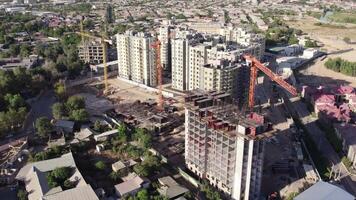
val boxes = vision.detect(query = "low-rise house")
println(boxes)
[334,123,356,168]
[112,159,137,172]
[302,85,355,122]
[15,152,98,200]
[94,129,118,142]
[74,128,94,141]
[0,55,39,71]
[55,120,75,133]
[157,176,188,199]
[114,175,150,198]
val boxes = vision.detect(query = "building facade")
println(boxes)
[170,26,262,101]
[116,31,157,87]
[78,40,106,64]
[184,92,268,200]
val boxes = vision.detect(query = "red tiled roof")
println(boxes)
[314,94,335,104]
[333,85,355,95]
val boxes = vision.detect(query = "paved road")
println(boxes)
[0,90,55,147]
[285,95,356,195]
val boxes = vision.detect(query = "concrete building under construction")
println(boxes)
[184,91,275,200]
[78,40,106,64]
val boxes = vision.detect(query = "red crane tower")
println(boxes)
[151,40,164,111]
[151,31,176,111]
[243,55,298,109]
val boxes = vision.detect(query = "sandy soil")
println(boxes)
[106,78,158,104]
[287,16,356,87]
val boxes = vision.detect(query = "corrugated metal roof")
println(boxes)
[294,181,354,200]
[43,184,99,200]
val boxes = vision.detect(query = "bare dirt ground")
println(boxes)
[287,17,356,87]
[106,78,158,104]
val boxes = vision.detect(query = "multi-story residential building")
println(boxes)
[171,29,253,103]
[171,38,189,91]
[220,26,265,60]
[184,91,271,200]
[158,25,174,71]
[78,40,106,64]
[116,31,157,87]
[200,59,249,102]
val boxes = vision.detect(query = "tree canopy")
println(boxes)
[35,117,53,138]
[325,57,356,77]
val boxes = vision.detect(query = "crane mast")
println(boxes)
[243,55,298,109]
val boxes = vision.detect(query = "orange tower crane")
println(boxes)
[151,31,176,111]
[151,40,164,111]
[243,55,298,109]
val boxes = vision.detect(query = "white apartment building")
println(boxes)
[184,92,267,200]
[220,26,265,60]
[170,26,264,96]
[116,31,157,87]
[200,60,248,98]
[171,38,189,91]
[158,26,173,71]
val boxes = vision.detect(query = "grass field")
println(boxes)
[329,11,356,24]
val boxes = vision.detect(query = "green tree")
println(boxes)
[52,103,66,120]
[63,180,75,189]
[17,189,27,200]
[51,167,71,180]
[54,82,66,101]
[93,120,102,132]
[47,167,72,188]
[304,39,318,48]
[20,44,31,58]
[133,128,152,149]
[69,108,88,122]
[288,35,299,45]
[95,161,106,170]
[9,44,20,57]
[201,180,222,200]
[116,123,128,143]
[109,170,128,182]
[136,189,149,200]
[35,117,53,138]
[4,93,26,110]
[66,95,85,111]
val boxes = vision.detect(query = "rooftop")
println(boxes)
[16,153,98,200]
[294,181,354,200]
[114,176,149,197]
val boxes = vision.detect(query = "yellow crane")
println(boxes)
[77,21,111,94]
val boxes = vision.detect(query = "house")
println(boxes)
[157,176,189,199]
[74,128,94,141]
[15,153,98,200]
[111,159,137,172]
[303,85,355,122]
[94,129,118,142]
[114,175,150,197]
[334,123,356,168]
[294,181,354,200]
[55,120,75,133]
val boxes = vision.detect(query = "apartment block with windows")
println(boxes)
[184,91,270,200]
[116,31,157,87]
[170,27,263,100]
